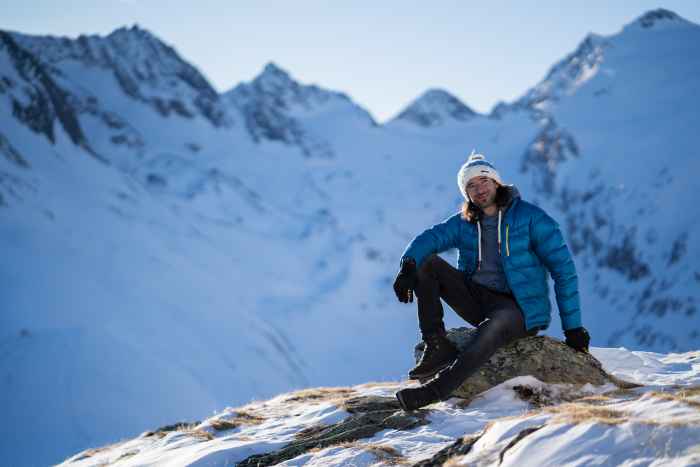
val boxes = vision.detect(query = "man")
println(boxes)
[393,152,590,411]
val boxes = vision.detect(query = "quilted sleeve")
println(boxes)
[401,213,462,268]
[530,209,582,331]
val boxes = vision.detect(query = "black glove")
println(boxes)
[393,258,418,303]
[565,327,590,353]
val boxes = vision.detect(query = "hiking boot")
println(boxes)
[396,384,442,411]
[408,333,458,380]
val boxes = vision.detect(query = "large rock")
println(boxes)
[414,327,638,402]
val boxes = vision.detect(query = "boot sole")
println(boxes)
[408,359,454,381]
[396,391,410,412]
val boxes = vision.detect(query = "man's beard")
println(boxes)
[473,193,496,210]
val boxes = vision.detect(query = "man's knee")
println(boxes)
[484,308,526,341]
[417,254,444,278]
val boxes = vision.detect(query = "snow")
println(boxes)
[1,7,699,465]
[57,347,700,466]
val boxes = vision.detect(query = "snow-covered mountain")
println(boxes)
[511,8,700,351]
[1,8,699,466]
[57,346,700,466]
[224,62,376,158]
[388,88,479,127]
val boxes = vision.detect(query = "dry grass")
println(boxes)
[210,410,266,431]
[115,450,138,461]
[307,441,407,465]
[143,421,198,437]
[209,419,240,431]
[601,387,640,398]
[574,394,615,404]
[354,381,403,390]
[294,423,331,440]
[283,387,356,403]
[365,444,407,465]
[679,386,700,397]
[307,440,359,453]
[144,422,214,441]
[647,388,700,409]
[454,398,474,409]
[188,429,215,441]
[70,444,118,461]
[443,456,469,467]
[545,403,629,425]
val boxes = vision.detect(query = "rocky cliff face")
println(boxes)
[10,25,228,127]
[224,62,376,157]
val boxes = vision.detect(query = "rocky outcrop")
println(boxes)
[414,327,639,402]
[237,395,426,467]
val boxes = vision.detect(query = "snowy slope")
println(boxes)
[57,347,700,466]
[1,8,699,466]
[507,9,700,351]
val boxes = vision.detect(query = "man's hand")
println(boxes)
[393,258,418,303]
[564,327,590,352]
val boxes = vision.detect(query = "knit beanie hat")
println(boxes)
[457,151,503,200]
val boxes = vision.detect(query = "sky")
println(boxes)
[3,1,700,122]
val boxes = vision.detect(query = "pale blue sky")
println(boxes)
[4,1,700,122]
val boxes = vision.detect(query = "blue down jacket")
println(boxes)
[401,186,581,332]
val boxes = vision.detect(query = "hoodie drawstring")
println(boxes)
[497,209,502,255]
[476,220,482,271]
[477,209,504,271]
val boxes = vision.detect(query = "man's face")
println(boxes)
[466,176,498,209]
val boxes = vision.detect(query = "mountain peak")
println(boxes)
[252,62,298,93]
[260,61,290,77]
[391,88,478,127]
[3,26,226,129]
[104,24,168,50]
[636,9,682,28]
[623,8,695,33]
[107,23,155,39]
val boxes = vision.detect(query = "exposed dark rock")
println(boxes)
[185,142,201,153]
[521,119,579,194]
[0,133,29,168]
[142,420,201,437]
[411,434,481,466]
[499,425,545,464]
[514,34,606,112]
[638,9,680,28]
[668,233,687,266]
[237,395,426,467]
[224,63,375,158]
[632,325,679,350]
[146,173,167,187]
[414,328,639,403]
[599,228,649,281]
[0,75,15,92]
[1,32,108,163]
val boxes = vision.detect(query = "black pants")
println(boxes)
[414,254,536,398]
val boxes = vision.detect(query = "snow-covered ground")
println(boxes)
[59,346,700,466]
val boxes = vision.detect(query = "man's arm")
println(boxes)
[400,213,461,268]
[529,209,582,331]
